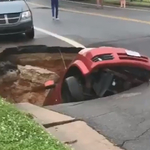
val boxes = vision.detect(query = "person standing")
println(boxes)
[51,0,59,20]
[120,0,126,8]
[96,0,103,8]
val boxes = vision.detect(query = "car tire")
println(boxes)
[61,76,84,103]
[25,27,34,39]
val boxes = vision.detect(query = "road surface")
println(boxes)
[29,0,150,55]
[2,1,150,150]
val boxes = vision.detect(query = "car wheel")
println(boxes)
[61,76,84,103]
[25,27,34,39]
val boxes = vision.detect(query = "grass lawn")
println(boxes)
[104,0,150,7]
[0,97,70,150]
[73,0,150,7]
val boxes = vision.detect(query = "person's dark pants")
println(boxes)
[51,0,59,18]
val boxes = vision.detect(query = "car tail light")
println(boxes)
[118,53,149,63]
[91,54,114,62]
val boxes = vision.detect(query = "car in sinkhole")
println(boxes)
[43,47,150,105]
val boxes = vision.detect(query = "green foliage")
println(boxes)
[0,98,70,150]
[72,0,150,4]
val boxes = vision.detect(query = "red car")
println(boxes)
[44,47,150,106]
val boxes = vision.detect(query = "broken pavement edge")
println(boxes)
[15,102,123,150]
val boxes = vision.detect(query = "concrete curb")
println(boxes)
[15,103,75,125]
[15,103,123,150]
[47,121,123,150]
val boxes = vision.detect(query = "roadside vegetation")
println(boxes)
[73,0,150,7]
[0,97,70,150]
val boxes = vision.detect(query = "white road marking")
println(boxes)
[28,0,150,13]
[30,1,148,48]
[29,2,85,48]
[34,27,85,48]
[29,1,150,26]
[119,93,141,98]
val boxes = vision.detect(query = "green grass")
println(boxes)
[74,0,150,7]
[104,0,150,7]
[0,97,70,150]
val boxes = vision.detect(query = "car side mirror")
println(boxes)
[44,80,56,89]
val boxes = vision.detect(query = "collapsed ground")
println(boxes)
[0,51,76,106]
[0,47,150,106]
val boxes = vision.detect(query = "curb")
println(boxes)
[16,103,123,150]
[15,103,75,125]
[47,121,123,150]
[61,0,150,9]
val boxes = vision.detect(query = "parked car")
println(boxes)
[0,0,34,39]
[44,47,150,106]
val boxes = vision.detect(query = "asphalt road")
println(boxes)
[23,1,150,150]
[3,1,150,54]
[48,84,150,150]
[0,3,72,49]
[2,1,150,150]
[28,0,150,55]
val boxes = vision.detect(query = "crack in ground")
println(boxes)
[137,117,146,127]
[43,118,83,128]
[85,110,114,119]
[70,102,85,106]
[119,127,150,148]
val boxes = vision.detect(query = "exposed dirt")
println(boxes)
[5,53,75,75]
[0,53,76,106]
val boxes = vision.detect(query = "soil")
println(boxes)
[0,53,76,106]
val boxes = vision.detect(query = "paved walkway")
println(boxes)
[16,103,123,150]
